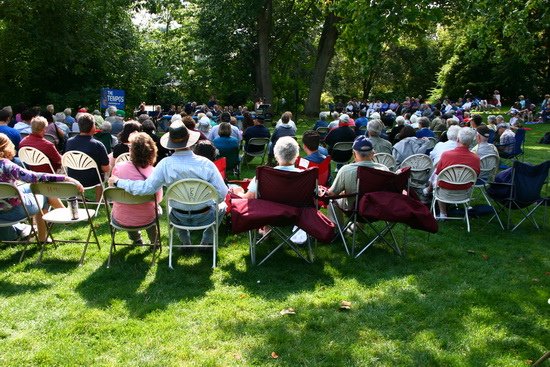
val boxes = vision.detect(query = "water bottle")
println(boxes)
[68,197,79,220]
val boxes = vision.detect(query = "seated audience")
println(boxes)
[213,122,239,154]
[325,114,356,165]
[302,130,327,164]
[0,109,21,150]
[366,119,392,154]
[392,125,432,165]
[415,117,435,138]
[19,116,62,173]
[472,125,498,158]
[0,133,82,242]
[496,123,515,154]
[111,120,142,164]
[269,112,296,164]
[430,125,460,165]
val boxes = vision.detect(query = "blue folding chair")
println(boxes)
[487,160,550,231]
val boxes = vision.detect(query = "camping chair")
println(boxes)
[103,187,161,268]
[247,167,318,265]
[114,152,131,165]
[243,137,270,166]
[329,166,413,257]
[165,179,221,269]
[316,127,329,142]
[0,183,40,262]
[430,165,477,232]
[214,157,227,180]
[473,154,504,229]
[488,160,550,231]
[217,146,241,178]
[331,141,354,168]
[18,146,57,174]
[497,128,525,162]
[30,182,100,265]
[62,151,105,215]
[373,153,397,171]
[295,156,332,186]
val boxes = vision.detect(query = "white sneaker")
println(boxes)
[290,227,307,244]
[16,224,32,240]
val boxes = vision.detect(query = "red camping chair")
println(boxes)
[329,166,435,257]
[230,166,334,265]
[214,157,227,180]
[295,156,332,187]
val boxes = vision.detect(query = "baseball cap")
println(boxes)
[476,125,491,138]
[352,135,373,152]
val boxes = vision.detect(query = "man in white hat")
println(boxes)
[109,120,228,246]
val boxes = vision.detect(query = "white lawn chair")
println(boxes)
[18,146,57,174]
[62,151,105,215]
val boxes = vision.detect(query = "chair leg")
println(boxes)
[212,225,217,268]
[464,203,471,233]
[168,227,174,269]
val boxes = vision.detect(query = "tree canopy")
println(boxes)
[0,0,547,112]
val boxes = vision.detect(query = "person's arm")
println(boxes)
[110,160,165,195]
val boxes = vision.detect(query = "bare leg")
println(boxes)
[95,185,103,202]
[48,197,64,209]
[438,202,447,217]
[35,211,48,242]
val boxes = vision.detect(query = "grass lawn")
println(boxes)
[1,121,549,366]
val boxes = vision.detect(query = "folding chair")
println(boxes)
[295,156,332,186]
[488,160,550,231]
[30,182,100,265]
[248,167,318,265]
[217,146,241,178]
[329,166,412,257]
[114,152,131,165]
[103,187,161,268]
[316,127,329,142]
[214,157,227,180]
[18,146,57,174]
[497,128,525,162]
[44,134,57,145]
[473,154,504,229]
[331,141,354,168]
[165,179,220,269]
[430,165,477,232]
[0,183,40,262]
[243,137,270,166]
[400,153,433,191]
[372,153,397,171]
[62,151,105,215]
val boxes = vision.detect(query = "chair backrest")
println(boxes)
[30,182,81,199]
[357,166,411,195]
[256,166,318,207]
[165,179,219,207]
[94,132,113,154]
[44,134,57,144]
[217,146,240,171]
[62,151,99,171]
[331,142,354,164]
[18,146,56,173]
[316,127,329,135]
[437,165,477,187]
[295,156,331,186]
[372,153,397,171]
[511,128,526,154]
[114,152,131,165]
[478,154,499,182]
[247,137,270,147]
[400,153,433,187]
[214,157,227,180]
[511,160,550,203]
[0,182,22,200]
[104,187,156,205]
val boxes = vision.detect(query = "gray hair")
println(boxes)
[447,125,461,141]
[331,111,339,120]
[101,121,112,133]
[458,127,476,146]
[367,119,384,135]
[63,108,72,116]
[107,106,117,116]
[487,115,496,123]
[395,116,405,125]
[319,111,328,121]
[274,136,299,165]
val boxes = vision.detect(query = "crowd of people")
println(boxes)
[0,90,546,246]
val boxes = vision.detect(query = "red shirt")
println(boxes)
[19,133,62,173]
[435,145,480,190]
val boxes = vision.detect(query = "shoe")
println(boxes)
[422,187,430,196]
[16,224,32,240]
[436,214,447,222]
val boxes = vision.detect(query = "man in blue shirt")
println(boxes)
[415,117,435,138]
[354,110,369,136]
[302,130,327,163]
[0,109,21,150]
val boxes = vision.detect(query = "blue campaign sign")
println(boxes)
[100,88,126,110]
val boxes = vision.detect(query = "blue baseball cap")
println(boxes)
[352,135,373,152]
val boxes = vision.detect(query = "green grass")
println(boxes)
[1,121,549,366]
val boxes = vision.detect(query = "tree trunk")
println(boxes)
[256,0,273,104]
[304,11,340,117]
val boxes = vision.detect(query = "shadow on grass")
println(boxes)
[0,279,50,297]
[76,246,215,318]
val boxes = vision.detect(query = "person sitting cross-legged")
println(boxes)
[109,120,228,247]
